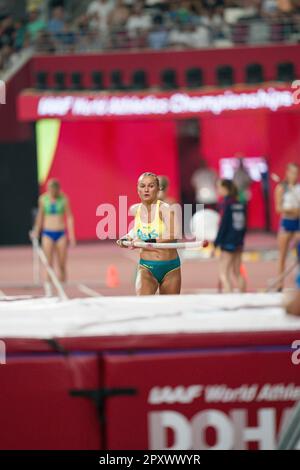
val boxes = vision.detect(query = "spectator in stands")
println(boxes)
[48,5,66,37]
[168,21,190,47]
[203,0,225,10]
[0,15,30,71]
[58,21,77,52]
[127,0,152,37]
[1,40,20,68]
[168,0,195,25]
[0,15,19,69]
[261,0,278,17]
[26,8,46,42]
[278,0,294,14]
[75,13,105,52]
[107,0,130,48]
[49,0,65,8]
[148,13,169,48]
[177,1,195,24]
[201,6,230,42]
[109,0,130,31]
[190,0,203,15]
[1,0,299,60]
[35,29,56,53]
[148,14,169,49]
[294,0,300,14]
[168,0,181,23]
[0,15,16,48]
[240,0,261,18]
[14,19,28,51]
[146,0,168,6]
[87,0,115,33]
[75,14,90,35]
[169,21,211,48]
[191,22,212,46]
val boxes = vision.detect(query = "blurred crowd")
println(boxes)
[1,0,300,71]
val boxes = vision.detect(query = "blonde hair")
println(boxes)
[138,172,159,187]
[48,178,60,191]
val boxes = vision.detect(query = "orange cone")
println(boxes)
[106,264,120,288]
[240,263,248,280]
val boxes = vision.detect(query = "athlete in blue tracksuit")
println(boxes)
[214,179,247,293]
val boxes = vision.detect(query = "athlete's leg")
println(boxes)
[232,249,246,292]
[136,267,158,295]
[159,268,181,295]
[277,230,293,290]
[55,235,68,282]
[286,291,300,316]
[41,235,55,283]
[219,250,234,293]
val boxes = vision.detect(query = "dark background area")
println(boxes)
[0,136,38,245]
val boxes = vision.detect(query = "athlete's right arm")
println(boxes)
[214,204,230,248]
[117,204,139,248]
[275,184,284,215]
[30,196,44,240]
[275,184,299,218]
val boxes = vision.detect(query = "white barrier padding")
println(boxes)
[0,293,299,339]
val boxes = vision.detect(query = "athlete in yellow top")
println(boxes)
[118,172,181,295]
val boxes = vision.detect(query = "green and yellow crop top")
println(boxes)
[134,200,166,241]
[42,193,66,215]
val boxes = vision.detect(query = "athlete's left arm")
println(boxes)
[65,197,76,247]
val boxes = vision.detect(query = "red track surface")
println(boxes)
[0,233,296,298]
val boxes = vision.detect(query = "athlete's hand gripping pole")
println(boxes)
[120,239,209,250]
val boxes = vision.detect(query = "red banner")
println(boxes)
[0,355,102,449]
[18,86,298,121]
[104,349,300,450]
